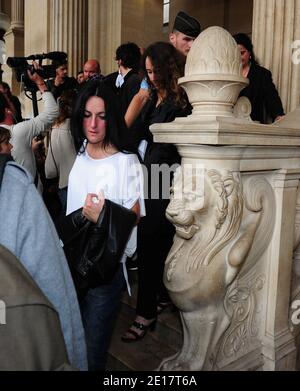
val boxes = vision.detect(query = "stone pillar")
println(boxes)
[50,0,87,77]
[262,171,299,370]
[0,9,10,81]
[252,0,300,113]
[150,26,300,371]
[88,0,121,76]
[10,0,24,29]
[3,0,24,93]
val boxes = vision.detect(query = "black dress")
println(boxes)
[239,63,284,124]
[136,96,191,319]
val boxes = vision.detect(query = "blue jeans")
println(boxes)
[80,264,125,371]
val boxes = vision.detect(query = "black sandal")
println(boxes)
[121,319,156,343]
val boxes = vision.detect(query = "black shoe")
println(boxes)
[126,252,138,271]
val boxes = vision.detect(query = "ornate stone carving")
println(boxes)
[159,171,274,371]
[233,96,252,120]
[179,26,248,117]
[215,274,265,365]
[185,26,242,77]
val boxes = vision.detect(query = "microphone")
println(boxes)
[46,51,68,61]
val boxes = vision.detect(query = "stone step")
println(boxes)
[107,271,183,371]
[107,306,178,371]
[120,283,183,352]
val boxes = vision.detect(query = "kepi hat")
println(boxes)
[173,11,201,39]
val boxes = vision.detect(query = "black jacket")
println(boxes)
[239,63,284,124]
[105,70,141,116]
[49,76,79,100]
[56,199,136,297]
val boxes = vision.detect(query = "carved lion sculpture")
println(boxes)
[158,168,264,371]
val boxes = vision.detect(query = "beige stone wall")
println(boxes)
[224,0,253,35]
[1,0,12,17]
[24,0,50,55]
[121,0,165,49]
[169,0,253,35]
[87,0,122,76]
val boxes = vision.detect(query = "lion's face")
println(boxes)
[166,168,213,240]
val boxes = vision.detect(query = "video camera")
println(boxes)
[6,51,67,92]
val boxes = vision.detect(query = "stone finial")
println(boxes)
[179,26,248,117]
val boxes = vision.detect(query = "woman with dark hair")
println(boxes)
[122,42,191,342]
[233,33,284,124]
[67,80,145,370]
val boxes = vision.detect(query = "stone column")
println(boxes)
[10,0,24,29]
[252,0,300,113]
[88,0,121,75]
[3,0,24,92]
[50,0,87,77]
[261,171,299,370]
[0,9,10,81]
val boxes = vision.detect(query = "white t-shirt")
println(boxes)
[67,150,145,216]
[66,149,145,294]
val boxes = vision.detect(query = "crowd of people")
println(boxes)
[0,10,285,371]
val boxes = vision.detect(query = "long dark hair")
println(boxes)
[71,80,136,154]
[55,89,77,126]
[142,41,188,108]
[233,33,258,65]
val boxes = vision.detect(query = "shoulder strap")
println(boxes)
[0,154,13,189]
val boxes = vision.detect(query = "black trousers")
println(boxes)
[136,225,174,319]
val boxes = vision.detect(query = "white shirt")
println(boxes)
[67,149,145,294]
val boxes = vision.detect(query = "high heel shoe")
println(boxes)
[121,319,156,343]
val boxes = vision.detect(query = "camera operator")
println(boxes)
[0,61,58,187]
[48,59,78,100]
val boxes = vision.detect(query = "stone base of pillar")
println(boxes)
[262,330,297,371]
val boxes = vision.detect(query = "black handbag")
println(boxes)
[56,199,137,298]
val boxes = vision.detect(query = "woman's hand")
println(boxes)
[82,191,105,224]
